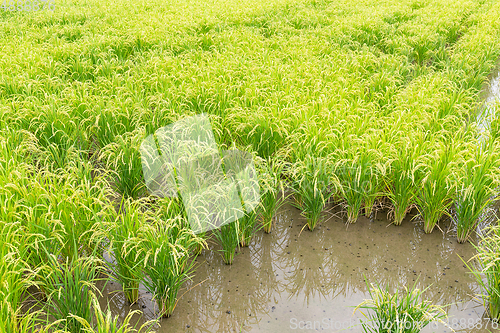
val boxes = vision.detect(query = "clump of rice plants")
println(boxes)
[37,246,103,333]
[336,161,365,224]
[29,107,83,170]
[213,221,240,264]
[454,144,499,243]
[290,156,333,231]
[222,149,261,247]
[414,143,458,233]
[386,139,420,225]
[238,210,259,247]
[354,278,449,333]
[255,156,288,234]
[100,129,147,199]
[104,198,145,304]
[0,221,40,332]
[361,152,387,218]
[229,111,289,159]
[335,151,378,224]
[464,225,500,320]
[136,216,204,318]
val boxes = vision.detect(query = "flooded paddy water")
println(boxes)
[100,204,492,333]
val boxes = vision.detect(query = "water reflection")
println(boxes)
[99,202,486,332]
[478,68,500,140]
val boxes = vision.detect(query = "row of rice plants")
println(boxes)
[276,129,500,242]
[464,225,500,321]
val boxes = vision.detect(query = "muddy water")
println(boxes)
[100,203,495,333]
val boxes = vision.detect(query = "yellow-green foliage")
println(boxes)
[2,0,500,329]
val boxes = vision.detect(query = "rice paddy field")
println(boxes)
[2,0,500,332]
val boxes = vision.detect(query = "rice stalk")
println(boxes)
[105,198,146,304]
[213,221,240,265]
[100,129,147,199]
[0,221,41,333]
[335,153,372,224]
[386,138,420,225]
[255,156,288,234]
[68,294,158,333]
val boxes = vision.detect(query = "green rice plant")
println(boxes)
[238,210,259,247]
[10,170,67,267]
[255,156,288,234]
[87,107,131,149]
[68,295,158,333]
[0,221,41,333]
[335,152,374,224]
[414,143,457,234]
[336,165,363,224]
[16,164,112,262]
[230,111,288,159]
[29,106,86,171]
[360,152,387,218]
[37,245,102,333]
[104,198,146,304]
[156,196,186,220]
[354,278,449,333]
[386,139,420,225]
[454,144,499,243]
[224,150,261,247]
[463,225,500,320]
[150,196,207,254]
[100,129,147,199]
[213,221,240,265]
[136,216,204,318]
[290,156,333,231]
[0,128,37,168]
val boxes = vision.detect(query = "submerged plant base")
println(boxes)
[157,296,176,318]
[262,217,273,234]
[390,203,413,226]
[346,206,361,224]
[123,281,139,305]
[214,222,239,265]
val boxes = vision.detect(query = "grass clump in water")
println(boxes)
[386,138,420,226]
[414,142,458,233]
[454,143,499,243]
[104,198,146,304]
[256,156,288,234]
[36,246,102,333]
[69,295,157,333]
[355,278,449,333]
[136,215,204,318]
[464,225,500,320]
[290,155,333,231]
[213,221,240,265]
